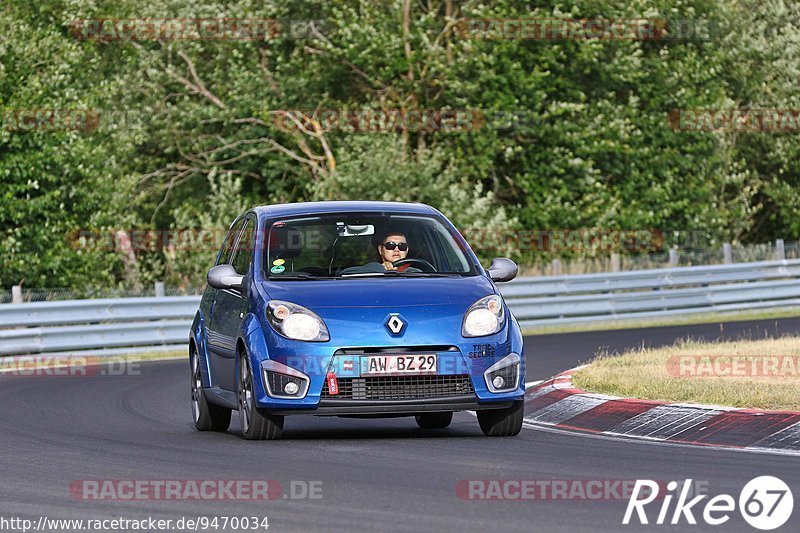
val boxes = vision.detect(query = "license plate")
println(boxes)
[361,354,437,376]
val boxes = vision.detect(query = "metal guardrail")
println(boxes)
[1,259,800,356]
[0,295,200,355]
[0,296,199,328]
[500,259,800,327]
[502,260,800,297]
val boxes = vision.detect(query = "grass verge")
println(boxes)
[520,307,800,336]
[571,337,800,411]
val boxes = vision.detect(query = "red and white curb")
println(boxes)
[523,368,800,455]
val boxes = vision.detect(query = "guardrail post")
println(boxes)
[723,243,732,264]
[776,239,785,260]
[551,259,562,276]
[11,285,23,304]
[610,252,620,272]
[668,247,679,267]
[154,281,165,298]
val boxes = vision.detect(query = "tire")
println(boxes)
[477,400,524,436]
[191,346,231,432]
[415,412,453,429]
[238,350,284,440]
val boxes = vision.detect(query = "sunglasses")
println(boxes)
[383,241,408,251]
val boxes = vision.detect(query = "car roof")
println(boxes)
[252,201,438,219]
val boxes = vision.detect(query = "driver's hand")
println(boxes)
[382,261,396,271]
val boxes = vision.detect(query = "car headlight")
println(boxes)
[266,300,330,342]
[462,295,505,337]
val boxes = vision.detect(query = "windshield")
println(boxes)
[262,213,477,280]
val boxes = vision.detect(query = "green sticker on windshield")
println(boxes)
[272,258,285,266]
[270,265,285,274]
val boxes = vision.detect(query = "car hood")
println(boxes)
[260,275,496,309]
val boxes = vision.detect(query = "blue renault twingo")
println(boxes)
[190,201,525,439]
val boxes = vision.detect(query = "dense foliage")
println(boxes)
[2,0,799,288]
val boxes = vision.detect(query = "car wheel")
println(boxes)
[191,346,231,432]
[477,400,524,436]
[238,350,284,440]
[415,412,453,429]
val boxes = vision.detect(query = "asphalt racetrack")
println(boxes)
[1,318,798,532]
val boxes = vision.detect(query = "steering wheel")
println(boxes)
[392,258,436,272]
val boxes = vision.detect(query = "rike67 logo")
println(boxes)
[623,477,794,530]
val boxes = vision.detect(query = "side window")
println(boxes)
[432,227,469,272]
[231,219,255,275]
[217,219,244,266]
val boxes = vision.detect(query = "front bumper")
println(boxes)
[255,350,523,413]
[242,314,526,414]
[269,397,515,416]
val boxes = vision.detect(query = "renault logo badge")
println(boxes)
[385,313,406,335]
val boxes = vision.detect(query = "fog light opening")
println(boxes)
[284,381,300,395]
[483,353,521,393]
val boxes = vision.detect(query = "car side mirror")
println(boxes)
[487,257,518,282]
[207,264,244,291]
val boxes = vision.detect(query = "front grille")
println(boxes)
[322,375,475,401]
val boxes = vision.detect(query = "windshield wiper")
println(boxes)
[394,272,462,277]
[338,271,462,278]
[339,272,387,278]
[268,273,333,281]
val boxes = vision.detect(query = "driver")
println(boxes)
[340,230,423,274]
[377,232,413,271]
[372,230,423,272]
